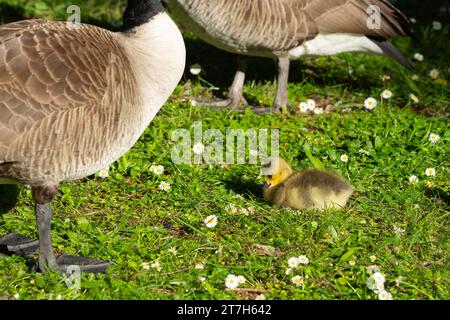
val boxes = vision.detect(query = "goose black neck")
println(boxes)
[122,0,165,31]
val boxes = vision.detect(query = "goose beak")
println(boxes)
[263,182,271,190]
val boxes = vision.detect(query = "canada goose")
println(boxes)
[262,157,353,210]
[0,0,186,273]
[164,0,412,112]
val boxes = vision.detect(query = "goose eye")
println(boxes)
[267,175,272,179]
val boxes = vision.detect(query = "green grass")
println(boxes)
[0,1,449,300]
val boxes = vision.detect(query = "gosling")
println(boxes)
[262,157,353,210]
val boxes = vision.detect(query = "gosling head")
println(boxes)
[261,157,293,189]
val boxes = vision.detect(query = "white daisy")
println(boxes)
[373,272,385,284]
[378,290,393,300]
[307,99,316,111]
[153,165,164,175]
[159,181,171,191]
[56,294,63,300]
[381,89,393,99]
[226,203,238,214]
[429,133,440,143]
[370,255,377,262]
[393,226,406,236]
[432,21,442,31]
[150,165,156,173]
[190,100,197,107]
[255,294,266,300]
[13,293,20,300]
[225,274,239,289]
[409,175,419,185]
[367,265,381,274]
[364,97,377,110]
[425,168,436,177]
[204,215,218,228]
[411,74,419,81]
[195,262,205,269]
[425,181,434,188]
[413,53,424,62]
[190,63,202,75]
[429,68,440,80]
[409,94,419,104]
[298,255,309,265]
[374,281,385,293]
[151,261,162,272]
[379,74,391,82]
[97,169,109,179]
[340,154,349,163]
[366,276,377,290]
[313,107,324,115]
[291,275,303,287]
[358,149,371,156]
[198,276,206,283]
[168,247,177,255]
[285,268,293,275]
[298,102,309,113]
[142,262,150,270]
[193,142,205,155]
[348,260,356,266]
[237,275,247,284]
[287,257,299,268]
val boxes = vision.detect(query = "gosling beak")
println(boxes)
[263,182,271,190]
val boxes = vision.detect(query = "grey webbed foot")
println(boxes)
[0,233,39,258]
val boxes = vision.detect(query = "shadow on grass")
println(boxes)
[425,188,450,206]
[0,185,19,215]
[221,172,264,201]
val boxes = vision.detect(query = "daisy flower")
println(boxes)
[190,100,197,107]
[379,74,391,82]
[153,165,164,175]
[193,142,205,155]
[358,149,371,156]
[429,133,440,143]
[150,165,156,173]
[298,255,309,265]
[142,262,151,270]
[198,276,206,283]
[429,68,440,79]
[364,97,377,110]
[425,181,434,188]
[372,272,385,284]
[288,257,299,268]
[367,265,380,274]
[298,102,309,113]
[237,276,247,285]
[409,175,419,185]
[285,268,293,275]
[226,203,238,214]
[413,53,424,62]
[348,260,356,266]
[56,294,63,300]
[425,168,436,177]
[374,281,385,293]
[97,168,109,179]
[409,94,419,104]
[13,293,20,300]
[378,290,393,300]
[313,107,324,115]
[195,262,205,269]
[411,74,419,81]
[255,294,266,300]
[370,255,377,262]
[168,247,177,255]
[204,215,218,228]
[159,181,171,191]
[432,21,442,31]
[340,154,349,163]
[307,99,316,111]
[381,89,393,99]
[151,261,162,272]
[225,274,239,289]
[190,63,202,75]
[393,226,406,236]
[291,275,303,287]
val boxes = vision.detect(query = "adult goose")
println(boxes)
[0,0,186,273]
[164,0,412,112]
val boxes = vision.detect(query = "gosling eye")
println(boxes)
[267,175,272,179]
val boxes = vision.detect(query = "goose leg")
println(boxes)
[272,55,290,113]
[205,55,248,110]
[0,184,110,274]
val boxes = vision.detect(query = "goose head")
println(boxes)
[261,157,293,189]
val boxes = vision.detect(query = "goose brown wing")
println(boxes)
[0,20,130,162]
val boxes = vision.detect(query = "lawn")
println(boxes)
[0,0,449,300]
